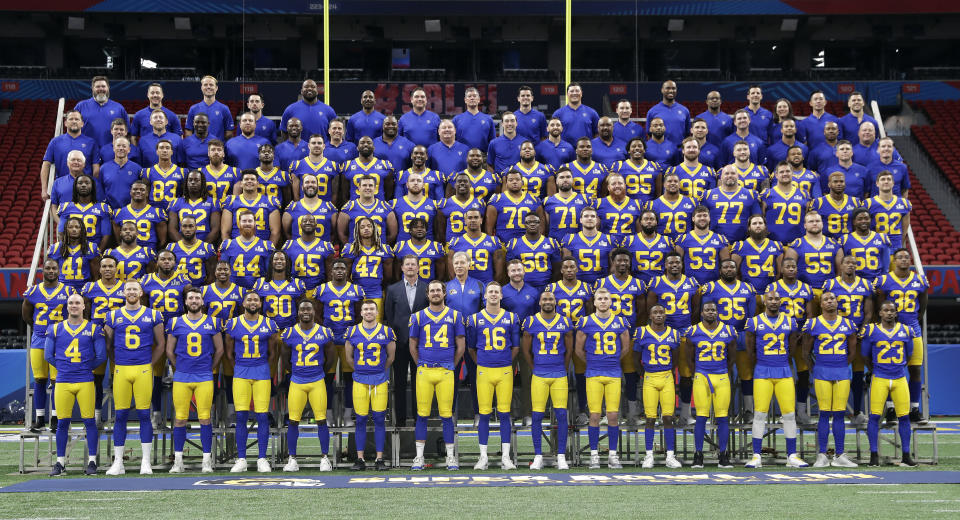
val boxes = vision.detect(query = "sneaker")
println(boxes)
[745,454,762,469]
[575,413,589,426]
[641,454,654,469]
[588,453,601,469]
[106,459,125,476]
[851,412,868,428]
[319,456,333,472]
[501,456,516,470]
[283,457,300,472]
[909,408,927,425]
[256,458,271,473]
[49,462,65,477]
[446,455,459,470]
[169,461,184,473]
[664,454,682,469]
[813,453,830,468]
[832,453,858,468]
[84,461,97,475]
[140,460,153,475]
[786,454,809,468]
[691,451,704,469]
[473,454,488,470]
[608,453,622,469]
[374,458,388,471]
[201,458,214,473]
[899,453,918,467]
[230,458,248,473]
[868,452,881,467]
[718,451,733,469]
[523,416,532,427]
[530,455,544,470]
[351,458,366,471]
[411,456,425,471]
[556,454,569,470]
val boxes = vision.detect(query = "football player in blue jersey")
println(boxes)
[396,145,445,201]
[595,173,643,244]
[543,167,591,241]
[810,171,862,240]
[728,141,769,192]
[647,171,697,240]
[702,166,760,242]
[247,143,293,207]
[446,208,504,285]
[730,214,782,295]
[290,134,341,205]
[522,290,573,470]
[201,139,239,204]
[166,217,217,286]
[113,180,168,251]
[45,293,106,476]
[48,216,100,293]
[802,291,859,468]
[444,148,500,201]
[760,162,809,245]
[343,217,395,319]
[219,209,274,290]
[392,171,441,242]
[344,300,396,471]
[674,205,730,286]
[546,258,593,423]
[634,305,683,469]
[839,208,891,282]
[221,170,282,246]
[168,170,221,244]
[54,174,112,250]
[561,207,615,285]
[666,137,717,202]
[505,213,561,294]
[862,301,918,467]
[865,170,911,251]
[103,280,165,475]
[282,213,336,291]
[81,254,124,425]
[514,140,556,199]
[575,287,632,469]
[485,169,545,242]
[609,138,662,203]
[283,173,339,243]
[393,217,447,282]
[565,138,607,198]
[337,175,398,245]
[105,221,156,282]
[622,209,674,284]
[142,139,185,208]
[316,259,365,426]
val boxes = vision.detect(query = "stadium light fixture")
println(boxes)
[141,59,158,69]
[425,19,441,33]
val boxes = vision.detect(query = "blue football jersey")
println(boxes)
[562,232,616,285]
[633,325,680,373]
[788,236,840,290]
[730,237,782,293]
[219,237,274,289]
[409,307,466,370]
[467,309,521,368]
[104,245,155,282]
[167,314,221,381]
[202,164,240,204]
[760,184,808,244]
[543,192,591,241]
[646,195,697,240]
[166,240,217,286]
[437,194,486,240]
[289,156,339,203]
[316,282,365,341]
[392,195,439,241]
[874,272,929,327]
[167,197,220,242]
[446,233,503,285]
[839,231,891,280]
[566,160,606,198]
[594,275,646,329]
[24,283,74,338]
[683,323,736,375]
[647,274,700,330]
[675,230,730,286]
[595,196,643,243]
[45,320,105,383]
[253,279,308,329]
[608,158,661,203]
[341,242,394,299]
[201,282,245,322]
[282,238,335,290]
[523,313,572,378]
[745,312,797,378]
[860,323,914,380]
[821,276,873,327]
[346,323,397,386]
[488,191,543,242]
[666,162,716,202]
[809,194,862,239]
[505,235,562,288]
[803,315,856,381]
[142,273,191,324]
[81,280,125,326]
[545,280,592,323]
[105,306,164,366]
[393,240,445,282]
[699,280,756,331]
[222,194,281,241]
[622,233,674,284]
[282,324,335,384]
[702,187,760,242]
[577,314,630,378]
[225,315,279,380]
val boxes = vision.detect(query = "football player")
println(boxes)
[634,305,682,469]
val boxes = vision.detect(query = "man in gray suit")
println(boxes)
[384,254,429,426]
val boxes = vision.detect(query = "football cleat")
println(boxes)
[501,456,516,470]
[230,458,248,473]
[664,454,682,469]
[717,451,733,469]
[899,453,918,468]
[201,458,214,473]
[445,455,459,471]
[351,459,366,471]
[106,459,126,476]
[84,461,98,475]
[374,458,388,471]
[575,413,589,426]
[786,454,809,468]
[256,458,272,473]
[909,408,927,425]
[831,453,858,468]
[740,410,754,424]
[868,452,881,467]
[49,416,59,434]
[851,412,868,428]
[473,454,488,470]
[529,455,544,470]
[884,407,896,426]
[813,453,830,468]
[691,451,704,469]
[744,454,762,469]
[49,462,65,477]
[319,455,333,472]
[588,453,601,469]
[283,457,300,472]
[607,453,622,469]
[556,454,569,470]
[169,461,185,473]
[140,460,153,475]
[641,454,654,469]
[411,456,425,471]
[29,416,46,434]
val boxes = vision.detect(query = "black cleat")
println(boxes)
[85,461,98,475]
[740,410,754,424]
[909,408,927,425]
[49,462,65,477]
[884,408,896,427]
[49,417,58,434]
[868,452,881,467]
[692,451,704,469]
[717,451,733,469]
[375,458,388,471]
[351,458,366,471]
[29,417,46,433]
[899,453,918,467]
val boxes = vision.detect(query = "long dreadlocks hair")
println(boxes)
[176,168,209,201]
[265,249,293,281]
[62,216,92,258]
[71,174,97,204]
[349,215,384,257]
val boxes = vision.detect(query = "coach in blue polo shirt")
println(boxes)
[281,79,337,143]
[226,113,271,170]
[41,110,98,189]
[74,76,128,149]
[130,83,182,141]
[346,90,384,143]
[552,83,599,146]
[185,76,235,141]
[453,87,496,151]
[399,88,441,147]
[645,80,690,148]
[487,112,524,173]
[428,120,470,177]
[374,115,415,171]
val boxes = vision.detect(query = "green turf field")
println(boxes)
[1,421,959,519]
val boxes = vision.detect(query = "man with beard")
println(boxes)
[201,139,239,204]
[275,117,310,171]
[246,143,293,207]
[169,170,221,243]
[593,173,644,246]
[645,80,690,146]
[864,171,911,251]
[283,173,338,243]
[647,171,696,241]
[785,146,821,199]
[486,169,545,242]
[543,167,590,241]
[838,91,878,146]
[562,207,615,286]
[374,114,415,171]
[552,83,599,145]
[338,175,397,244]
[185,76,234,141]
[393,217,446,282]
[505,212,561,294]
[446,208,503,284]
[343,136,395,202]
[809,121,841,175]
[428,119,470,178]
[644,118,678,167]
[730,214,783,294]
[721,109,766,167]
[666,137,716,202]
[819,140,868,198]
[727,140,769,192]
[245,93,276,144]
[487,111,524,174]
[702,166,761,243]
[695,91,733,147]
[674,205,730,286]
[438,172,487,242]
[690,118,722,170]
[535,117,575,169]
[113,179,168,251]
[609,138,662,204]
[104,221,156,282]
[454,87,496,152]
[623,209,675,285]
[760,162,809,244]
[839,207,891,281]
[166,216,217,286]
[445,148,500,201]
[347,89,385,143]
[766,118,808,173]
[810,171,862,239]
[323,118,358,165]
[226,112,271,170]
[591,116,627,169]
[399,88,442,147]
[395,145,445,201]
[41,110,98,200]
[291,134,341,206]
[564,137,606,198]
[221,170,282,246]
[54,174,111,250]
[393,171,440,241]
[515,85,548,143]
[75,76,129,148]
[280,79,336,142]
[183,114,214,170]
[219,210,274,289]
[513,140,555,199]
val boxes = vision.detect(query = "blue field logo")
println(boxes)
[194,477,327,488]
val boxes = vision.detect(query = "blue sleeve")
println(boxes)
[488,119,497,143]
[99,209,112,237]
[811,179,822,199]
[859,333,872,361]
[185,106,197,132]
[465,319,476,350]
[345,115,356,143]
[279,106,292,134]
[397,115,406,138]
[44,331,56,366]
[901,169,911,191]
[539,113,547,141]
[510,319,521,349]
[222,107,235,131]
[93,332,107,368]
[486,139,497,167]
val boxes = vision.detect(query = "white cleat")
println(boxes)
[283,457,299,472]
[556,454,569,470]
[105,460,125,476]
[319,455,333,472]
[608,453,622,469]
[140,460,153,475]
[169,461,185,474]
[744,454,762,469]
[445,455,459,470]
[501,456,516,470]
[851,412,868,428]
[411,456,425,471]
[786,454,809,468]
[230,458,248,473]
[831,453,858,468]
[473,454,488,470]
[641,454,655,469]
[529,455,544,470]
[588,453,601,469]
[201,458,214,473]
[664,454,682,469]
[256,458,272,473]
[813,453,830,468]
